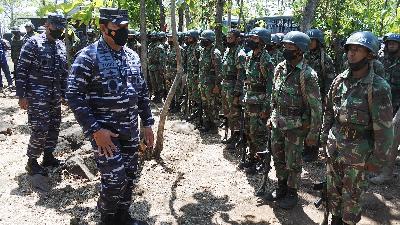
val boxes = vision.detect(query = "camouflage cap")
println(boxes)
[99,8,129,25]
[24,21,35,29]
[345,31,379,54]
[47,13,67,30]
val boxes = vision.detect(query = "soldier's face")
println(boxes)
[25,27,33,33]
[386,41,399,54]
[309,39,318,50]
[347,45,369,63]
[226,34,237,44]
[283,43,298,51]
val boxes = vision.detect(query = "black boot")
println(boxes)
[26,158,48,176]
[98,213,115,225]
[277,188,298,209]
[303,144,319,162]
[330,215,343,225]
[245,161,257,175]
[265,180,287,201]
[41,152,62,168]
[115,209,149,225]
[226,131,240,150]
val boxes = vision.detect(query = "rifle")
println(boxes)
[314,181,329,225]
[255,145,272,196]
[236,105,247,164]
[219,114,229,143]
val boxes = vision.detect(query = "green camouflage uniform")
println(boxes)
[148,41,166,99]
[166,44,183,91]
[380,55,400,113]
[198,45,222,126]
[269,48,284,67]
[342,54,387,80]
[11,34,24,72]
[221,45,246,131]
[270,60,322,189]
[320,68,393,224]
[186,43,202,106]
[306,49,336,99]
[244,49,274,159]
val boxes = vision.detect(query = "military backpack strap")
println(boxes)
[299,60,308,107]
[367,61,374,115]
[321,48,326,78]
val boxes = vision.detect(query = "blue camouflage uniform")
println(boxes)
[16,20,68,161]
[66,35,154,214]
[0,40,13,88]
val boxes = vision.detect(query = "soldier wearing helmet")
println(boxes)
[239,27,274,174]
[197,30,222,133]
[266,31,322,209]
[321,31,393,225]
[267,33,284,66]
[302,29,336,162]
[23,21,36,43]
[10,27,23,81]
[148,31,167,103]
[370,33,400,185]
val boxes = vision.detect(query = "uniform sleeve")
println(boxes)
[137,66,155,127]
[320,77,337,146]
[370,80,393,167]
[16,39,37,98]
[234,49,247,96]
[261,53,274,114]
[323,54,336,97]
[306,69,323,141]
[60,44,69,97]
[66,51,102,137]
[213,49,222,86]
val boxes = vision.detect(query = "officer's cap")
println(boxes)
[99,8,129,25]
[47,13,67,30]
[25,21,35,29]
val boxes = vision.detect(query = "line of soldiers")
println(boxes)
[8,7,399,225]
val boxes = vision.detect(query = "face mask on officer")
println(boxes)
[200,39,211,47]
[226,40,236,48]
[106,26,129,46]
[49,28,64,40]
[348,57,369,71]
[246,40,259,50]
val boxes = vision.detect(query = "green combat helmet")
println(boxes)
[248,27,271,44]
[200,30,216,42]
[307,29,324,45]
[282,31,311,53]
[344,31,379,55]
[187,29,200,40]
[385,33,400,43]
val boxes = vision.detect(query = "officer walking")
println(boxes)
[266,31,322,209]
[198,30,222,133]
[321,31,393,225]
[303,28,336,162]
[370,33,400,184]
[66,8,153,225]
[239,28,274,174]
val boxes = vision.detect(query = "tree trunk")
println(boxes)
[178,4,184,32]
[237,0,244,28]
[299,0,320,31]
[227,0,232,29]
[215,0,225,52]
[379,0,389,35]
[153,0,184,159]
[158,0,166,31]
[184,3,191,29]
[140,0,148,83]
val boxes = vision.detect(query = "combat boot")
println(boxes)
[26,158,48,176]
[369,166,394,185]
[330,215,343,225]
[225,131,240,151]
[98,213,115,225]
[277,188,298,209]
[115,209,149,225]
[41,152,63,168]
[264,180,287,201]
[200,121,218,134]
[244,160,257,175]
[303,145,318,162]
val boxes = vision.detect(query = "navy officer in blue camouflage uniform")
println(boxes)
[66,8,154,225]
[16,13,67,176]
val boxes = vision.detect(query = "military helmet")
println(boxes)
[383,32,394,42]
[282,31,311,53]
[47,13,67,29]
[158,31,166,39]
[10,26,20,33]
[344,31,379,54]
[307,29,324,44]
[248,27,271,44]
[24,21,35,29]
[385,33,400,43]
[187,29,200,40]
[271,34,281,44]
[128,29,136,36]
[200,30,215,42]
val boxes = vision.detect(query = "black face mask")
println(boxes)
[349,57,369,71]
[200,40,211,47]
[226,42,236,48]
[49,29,64,40]
[107,27,129,46]
[168,41,174,46]
[283,49,298,61]
[246,40,259,50]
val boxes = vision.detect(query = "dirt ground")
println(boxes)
[0,82,400,225]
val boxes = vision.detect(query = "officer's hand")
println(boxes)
[18,98,28,110]
[143,127,154,149]
[93,129,119,157]
[212,85,220,94]
[260,111,269,119]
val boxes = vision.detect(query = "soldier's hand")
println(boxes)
[93,129,119,157]
[212,85,220,94]
[18,98,29,110]
[143,127,154,149]
[260,111,269,119]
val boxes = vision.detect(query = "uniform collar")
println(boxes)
[285,59,305,70]
[340,63,375,84]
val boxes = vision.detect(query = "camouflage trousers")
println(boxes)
[0,52,12,87]
[91,137,139,214]
[244,103,268,158]
[271,127,307,189]
[187,71,201,103]
[27,95,61,159]
[221,83,240,131]
[148,69,165,98]
[200,82,219,124]
[326,159,367,224]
